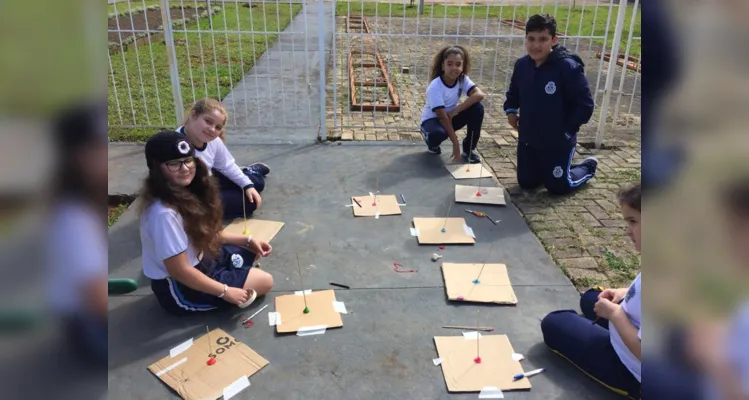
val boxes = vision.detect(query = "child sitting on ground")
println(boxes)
[139,131,273,315]
[540,182,642,399]
[177,98,270,218]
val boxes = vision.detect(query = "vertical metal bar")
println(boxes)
[177,0,196,109]
[563,0,573,48]
[275,1,288,126]
[221,0,236,126]
[247,0,263,126]
[261,1,273,126]
[288,0,298,127]
[359,0,364,122]
[487,4,502,114]
[234,0,250,127]
[305,0,313,126]
[595,0,628,148]
[502,5,517,94]
[112,1,138,124]
[192,0,210,98]
[161,0,184,124]
[108,51,124,125]
[478,2,489,83]
[125,0,151,125]
[593,0,612,107]
[627,52,640,114]
[386,0,393,116]
[456,0,462,45]
[345,0,351,127]
[574,0,587,53]
[612,0,638,128]
[207,1,223,101]
[332,0,337,129]
[141,0,165,124]
[317,0,327,140]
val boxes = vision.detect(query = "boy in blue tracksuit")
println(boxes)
[504,14,598,195]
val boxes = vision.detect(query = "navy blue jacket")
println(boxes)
[503,45,594,147]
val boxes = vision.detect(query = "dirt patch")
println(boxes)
[109,7,204,44]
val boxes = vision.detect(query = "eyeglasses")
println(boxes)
[165,157,196,172]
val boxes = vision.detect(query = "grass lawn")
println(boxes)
[335,3,641,56]
[108,3,302,141]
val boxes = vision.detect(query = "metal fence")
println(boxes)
[108,0,641,146]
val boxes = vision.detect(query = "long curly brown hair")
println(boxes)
[138,158,224,259]
[429,45,471,82]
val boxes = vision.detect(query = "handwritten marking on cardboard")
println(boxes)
[208,335,242,358]
[223,376,251,400]
[169,338,193,358]
[268,312,281,326]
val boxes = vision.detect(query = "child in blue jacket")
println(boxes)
[504,14,598,195]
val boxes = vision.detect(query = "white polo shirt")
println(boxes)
[610,273,642,382]
[420,75,477,124]
[140,200,202,280]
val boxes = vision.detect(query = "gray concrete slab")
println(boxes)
[108,142,615,399]
[221,1,333,143]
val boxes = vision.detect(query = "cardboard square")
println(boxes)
[148,328,269,400]
[434,335,531,392]
[412,217,475,244]
[455,184,506,206]
[351,194,402,217]
[445,163,493,179]
[223,218,285,243]
[274,289,343,333]
[442,263,518,304]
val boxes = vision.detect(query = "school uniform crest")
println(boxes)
[552,165,564,178]
[545,81,556,94]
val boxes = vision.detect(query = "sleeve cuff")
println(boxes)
[505,108,518,114]
[242,183,254,190]
[466,85,477,96]
[431,105,445,112]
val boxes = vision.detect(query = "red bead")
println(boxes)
[474,357,482,363]
[207,357,217,365]
[438,245,445,250]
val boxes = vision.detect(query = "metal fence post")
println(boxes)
[594,0,627,149]
[317,0,327,141]
[418,0,424,15]
[160,0,184,124]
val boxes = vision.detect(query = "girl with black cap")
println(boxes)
[139,131,274,314]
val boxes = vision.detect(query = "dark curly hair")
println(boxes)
[138,157,224,259]
[429,45,471,81]
[617,182,641,212]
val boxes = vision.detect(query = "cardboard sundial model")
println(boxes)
[351,193,402,217]
[455,184,506,206]
[434,334,531,393]
[412,217,475,244]
[223,218,285,243]
[148,328,268,400]
[444,161,493,180]
[273,289,344,334]
[442,263,518,304]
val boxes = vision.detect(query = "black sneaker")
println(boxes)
[579,157,598,175]
[245,162,271,176]
[461,149,481,164]
[420,129,441,154]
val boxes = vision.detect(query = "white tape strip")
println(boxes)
[295,289,312,295]
[155,357,187,376]
[375,211,380,219]
[169,338,193,358]
[268,312,281,326]
[333,301,348,314]
[432,357,443,366]
[463,224,476,238]
[223,376,251,400]
[410,227,420,236]
[478,387,504,399]
[297,325,327,336]
[463,331,482,340]
[369,192,374,197]
[512,353,525,362]
[398,203,407,206]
